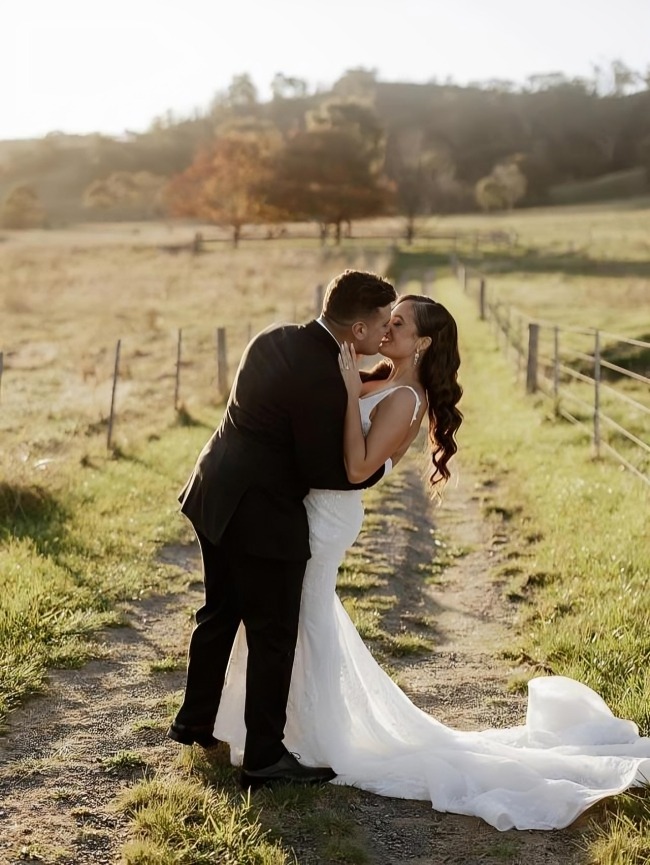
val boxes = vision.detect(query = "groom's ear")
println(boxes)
[350,321,366,340]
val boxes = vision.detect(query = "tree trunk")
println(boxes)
[232,224,241,248]
[335,221,342,245]
[319,223,328,246]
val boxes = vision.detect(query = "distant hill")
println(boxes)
[1,73,648,226]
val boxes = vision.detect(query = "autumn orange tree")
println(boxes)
[268,99,393,242]
[164,131,278,246]
[269,127,391,242]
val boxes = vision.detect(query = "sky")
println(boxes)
[3,0,649,141]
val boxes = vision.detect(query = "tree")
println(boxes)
[386,128,465,238]
[306,98,385,168]
[332,68,378,100]
[639,135,650,184]
[164,132,278,246]
[269,126,393,243]
[267,97,392,242]
[475,159,527,212]
[1,185,46,228]
[227,73,258,110]
[83,171,166,217]
[271,73,309,100]
[475,176,510,212]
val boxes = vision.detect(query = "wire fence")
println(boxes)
[0,279,395,459]
[452,257,650,486]
[4,250,647,484]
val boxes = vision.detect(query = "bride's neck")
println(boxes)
[385,359,419,386]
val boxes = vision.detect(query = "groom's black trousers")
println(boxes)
[176,528,306,771]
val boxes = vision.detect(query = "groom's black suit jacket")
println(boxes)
[178,319,384,561]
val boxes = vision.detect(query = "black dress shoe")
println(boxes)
[167,721,221,749]
[240,752,336,790]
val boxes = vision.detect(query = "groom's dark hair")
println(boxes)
[323,270,396,325]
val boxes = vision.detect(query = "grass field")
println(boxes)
[1,200,649,862]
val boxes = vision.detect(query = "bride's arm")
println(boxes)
[388,418,424,467]
[339,343,417,483]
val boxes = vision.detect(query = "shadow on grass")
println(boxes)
[572,335,650,379]
[0,481,71,556]
[466,249,650,279]
[393,246,650,280]
[387,249,453,281]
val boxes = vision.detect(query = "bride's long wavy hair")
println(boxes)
[363,294,463,490]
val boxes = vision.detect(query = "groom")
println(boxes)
[168,269,396,787]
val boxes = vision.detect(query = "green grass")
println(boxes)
[548,168,648,206]
[3,223,649,861]
[0,418,219,722]
[117,777,292,865]
[168,747,368,865]
[438,275,650,716]
[586,793,650,864]
[432,275,650,861]
[149,655,185,673]
[102,750,148,774]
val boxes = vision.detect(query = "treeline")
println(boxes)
[1,63,649,233]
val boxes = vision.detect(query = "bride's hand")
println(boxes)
[338,342,362,399]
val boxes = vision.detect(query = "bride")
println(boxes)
[215,294,650,832]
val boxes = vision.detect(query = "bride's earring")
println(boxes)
[413,349,420,366]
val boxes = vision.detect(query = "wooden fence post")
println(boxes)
[192,232,204,255]
[503,305,511,359]
[216,327,228,396]
[493,303,500,339]
[593,329,601,457]
[174,328,182,411]
[553,326,560,398]
[479,279,486,321]
[422,268,436,297]
[107,339,121,450]
[526,323,539,393]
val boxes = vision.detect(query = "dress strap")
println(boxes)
[394,385,422,424]
[362,385,422,425]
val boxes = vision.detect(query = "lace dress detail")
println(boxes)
[214,392,650,831]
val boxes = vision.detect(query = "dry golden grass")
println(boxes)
[0,225,390,476]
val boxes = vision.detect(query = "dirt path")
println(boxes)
[0,462,590,865]
[341,460,589,865]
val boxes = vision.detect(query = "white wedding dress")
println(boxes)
[214,388,650,831]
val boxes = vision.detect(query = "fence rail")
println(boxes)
[159,228,518,255]
[3,255,647,485]
[453,258,650,486]
[4,278,429,456]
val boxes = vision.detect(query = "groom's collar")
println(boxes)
[316,316,340,347]
[305,318,341,358]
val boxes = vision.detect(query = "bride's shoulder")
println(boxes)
[377,385,426,426]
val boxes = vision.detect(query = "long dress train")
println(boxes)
[214,391,650,831]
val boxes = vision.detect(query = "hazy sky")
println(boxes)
[3,0,648,140]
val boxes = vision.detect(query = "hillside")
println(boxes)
[1,71,649,226]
